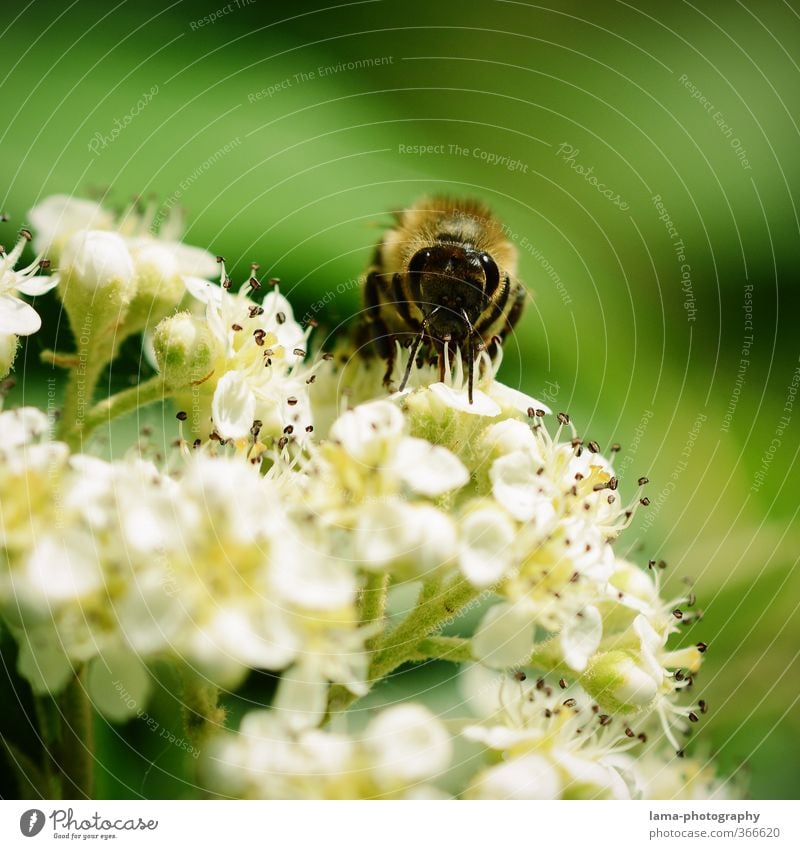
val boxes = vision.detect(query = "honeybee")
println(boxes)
[362,196,525,403]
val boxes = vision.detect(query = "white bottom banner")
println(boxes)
[0,800,796,848]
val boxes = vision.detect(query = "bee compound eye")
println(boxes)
[479,253,500,297]
[408,248,432,277]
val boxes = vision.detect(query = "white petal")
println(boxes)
[88,646,151,722]
[490,451,558,524]
[394,437,469,496]
[472,603,534,669]
[0,407,51,448]
[364,704,452,787]
[553,749,632,799]
[212,371,256,440]
[16,628,74,695]
[28,195,114,255]
[161,240,218,278]
[273,545,357,611]
[272,671,329,732]
[0,294,41,335]
[482,419,540,457]
[61,230,135,292]
[469,754,561,800]
[14,274,60,297]
[560,605,603,672]
[429,382,500,416]
[489,382,552,416]
[183,275,223,305]
[329,400,404,462]
[459,507,516,587]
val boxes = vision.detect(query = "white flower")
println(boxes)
[362,703,452,790]
[460,666,636,800]
[355,501,457,577]
[0,234,57,336]
[204,703,451,799]
[179,272,313,443]
[458,505,516,587]
[58,229,136,293]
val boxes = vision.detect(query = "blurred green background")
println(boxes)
[1,0,799,799]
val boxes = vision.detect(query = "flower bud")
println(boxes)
[58,230,137,348]
[0,332,19,378]
[123,240,186,335]
[60,230,136,294]
[581,650,658,714]
[153,312,216,389]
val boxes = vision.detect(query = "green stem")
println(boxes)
[56,668,94,798]
[406,636,475,663]
[359,572,389,642]
[182,672,224,749]
[327,576,482,716]
[368,576,481,682]
[57,353,106,450]
[82,374,170,438]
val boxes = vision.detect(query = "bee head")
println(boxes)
[407,245,500,334]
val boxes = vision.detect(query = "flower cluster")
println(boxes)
[0,194,727,800]
[0,406,367,722]
[205,703,451,799]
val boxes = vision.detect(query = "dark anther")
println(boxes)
[287,397,298,406]
[673,609,683,619]
[216,255,225,263]
[276,312,286,324]
[599,714,611,726]
[610,442,621,453]
[587,440,600,453]
[322,353,334,360]
[231,323,243,331]
[176,411,188,421]
[638,476,649,486]
[699,699,708,714]
[306,375,317,384]
[688,712,699,723]
[305,425,314,433]
[283,425,294,435]
[696,641,708,653]
[557,412,570,425]
[559,678,567,689]
[563,698,577,708]
[513,671,526,682]
[249,277,261,290]
[640,496,651,506]
[20,228,32,241]
[268,277,280,287]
